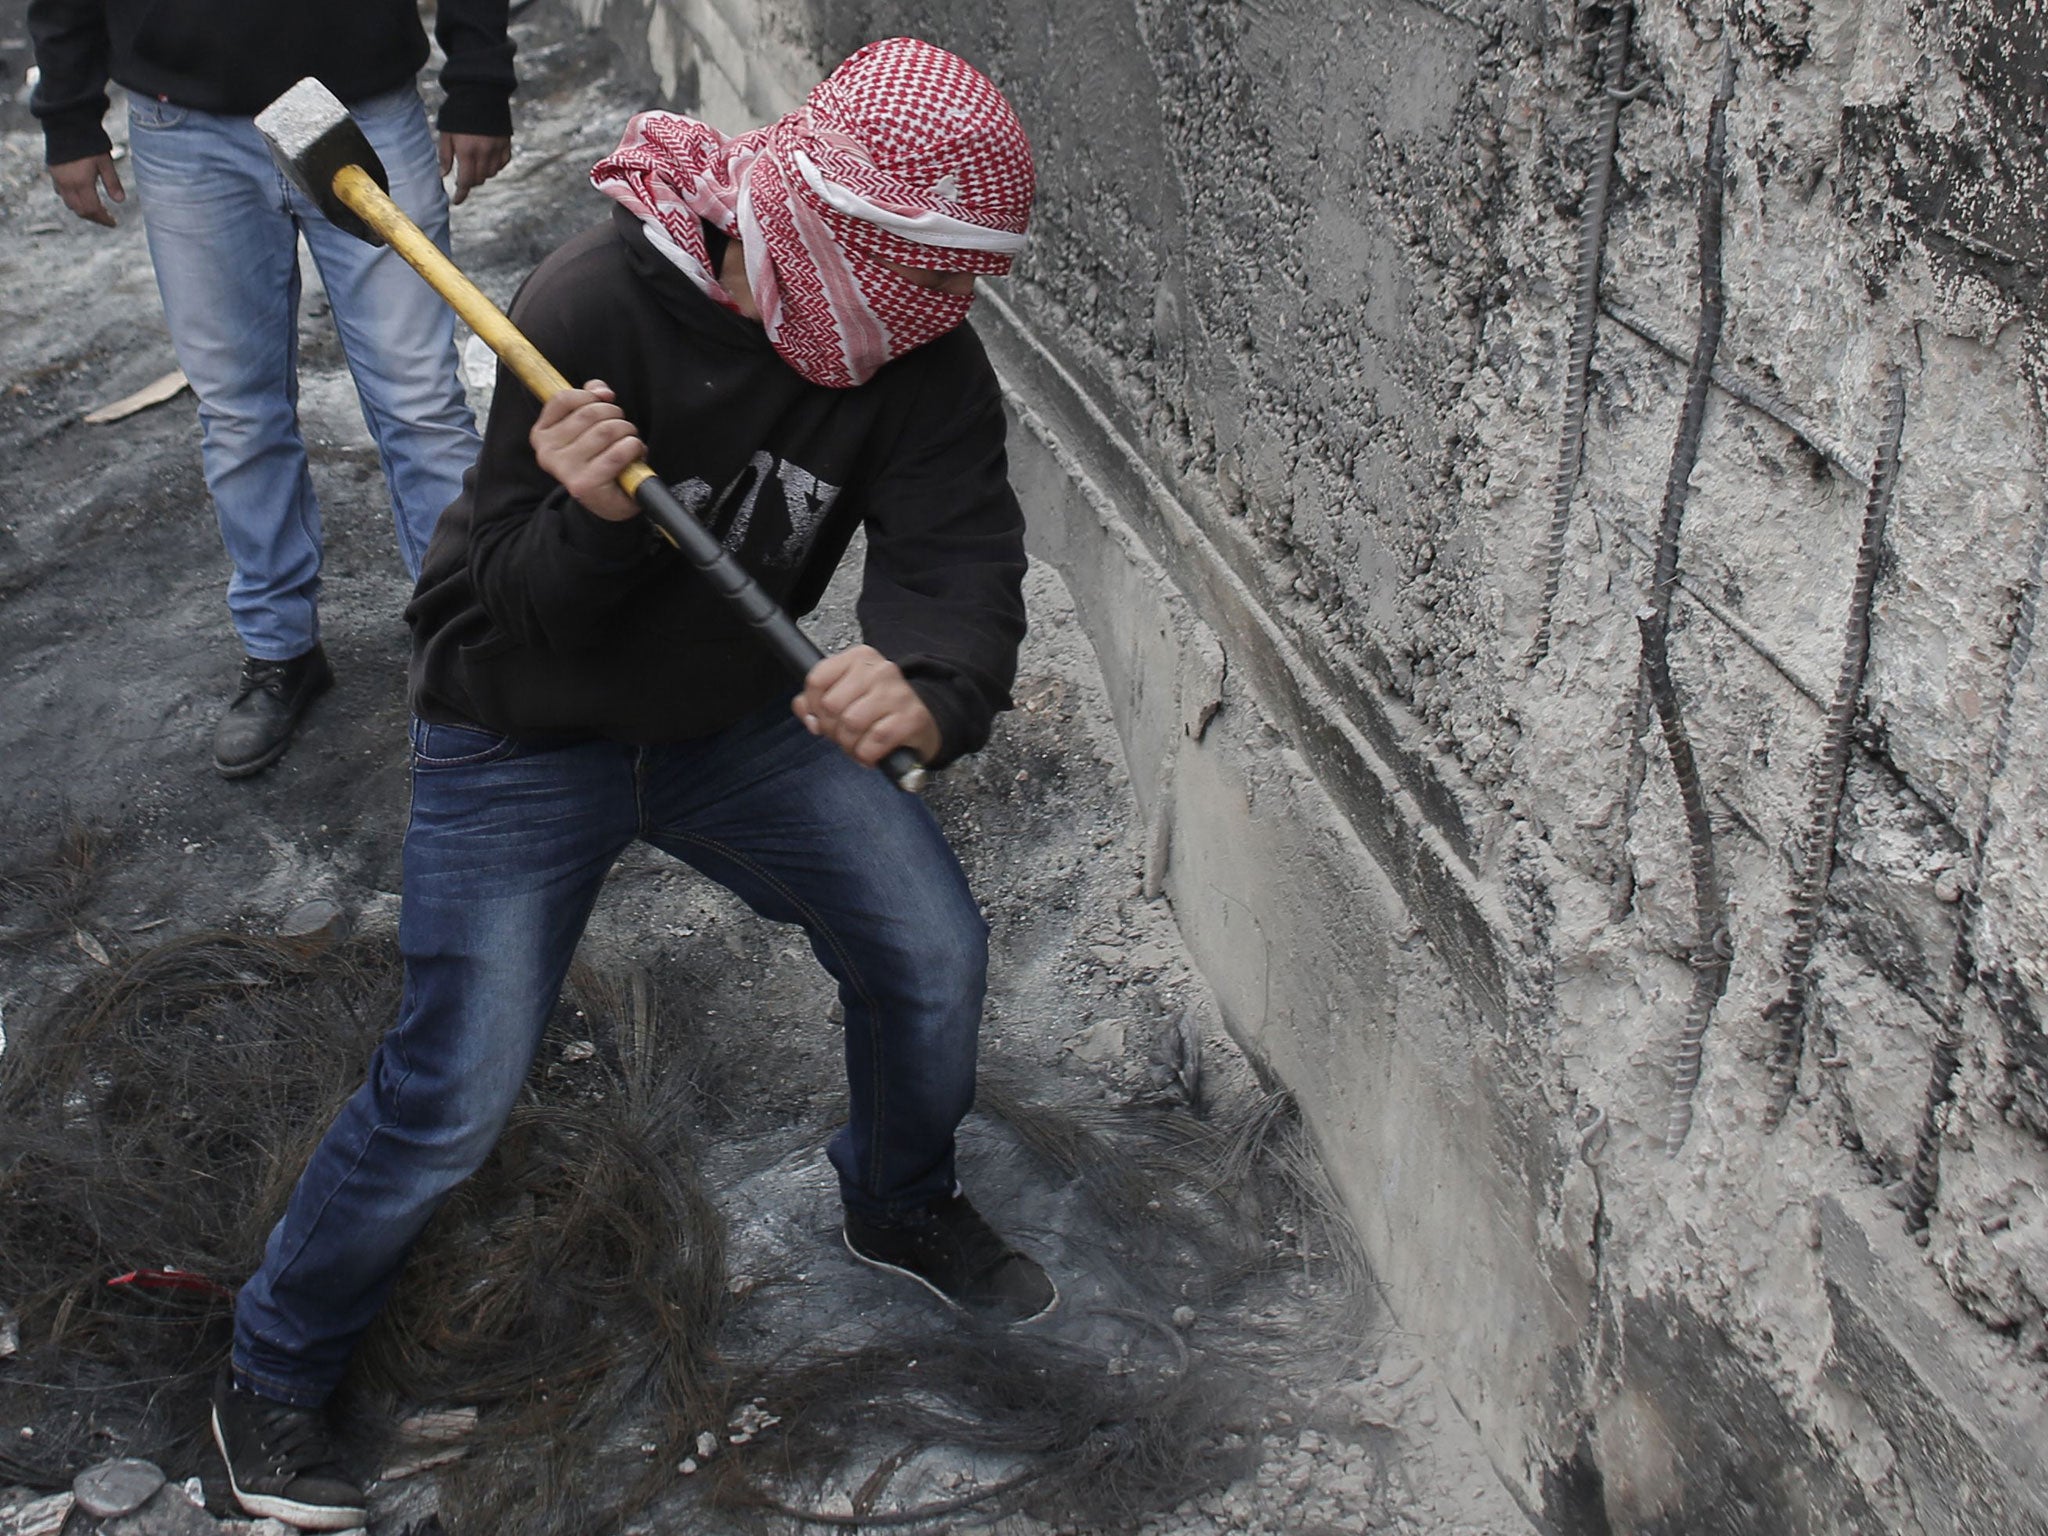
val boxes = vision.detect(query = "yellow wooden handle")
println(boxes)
[330,166,661,513]
[333,162,577,405]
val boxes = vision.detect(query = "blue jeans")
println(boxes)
[127,86,479,659]
[232,703,988,1404]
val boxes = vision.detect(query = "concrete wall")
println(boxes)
[568,0,2048,1528]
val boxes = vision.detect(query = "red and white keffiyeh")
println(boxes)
[590,37,1034,389]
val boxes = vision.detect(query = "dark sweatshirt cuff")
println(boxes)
[436,85,513,140]
[42,112,112,166]
[902,664,989,772]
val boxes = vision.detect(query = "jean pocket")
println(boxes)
[410,718,517,769]
[346,83,428,124]
[125,97,187,132]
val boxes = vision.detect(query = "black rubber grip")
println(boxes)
[633,474,927,793]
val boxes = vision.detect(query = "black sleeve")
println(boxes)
[464,265,675,651]
[27,0,113,164]
[857,341,1028,768]
[433,0,517,138]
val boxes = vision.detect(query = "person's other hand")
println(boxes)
[531,381,643,521]
[50,154,125,227]
[795,644,941,767]
[438,132,512,205]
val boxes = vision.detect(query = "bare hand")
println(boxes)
[50,153,125,227]
[438,132,512,205]
[531,381,643,521]
[795,644,941,767]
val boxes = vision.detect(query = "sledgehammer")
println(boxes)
[254,78,928,792]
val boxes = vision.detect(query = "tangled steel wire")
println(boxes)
[1,926,1372,1534]
[0,931,396,1488]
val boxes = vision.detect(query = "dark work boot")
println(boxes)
[844,1191,1058,1324]
[212,644,334,779]
[210,1367,366,1530]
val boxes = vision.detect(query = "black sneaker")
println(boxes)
[212,644,335,779]
[843,1191,1058,1324]
[210,1366,366,1531]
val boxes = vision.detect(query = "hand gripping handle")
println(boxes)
[625,468,927,792]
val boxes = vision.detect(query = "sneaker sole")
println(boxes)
[210,1405,367,1531]
[842,1228,1060,1325]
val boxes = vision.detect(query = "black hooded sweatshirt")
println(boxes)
[405,207,1028,769]
[27,1,515,165]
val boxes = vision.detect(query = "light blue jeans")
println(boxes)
[234,702,989,1404]
[126,85,479,660]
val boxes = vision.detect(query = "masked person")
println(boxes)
[26,3,515,777]
[209,39,1052,1531]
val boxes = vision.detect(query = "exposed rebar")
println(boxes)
[1601,301,1868,488]
[1618,44,1737,1155]
[1648,47,1737,630]
[1529,2,1639,664]
[1902,506,2046,1230]
[1763,371,1909,1127]
[1640,611,1735,1156]
[1591,505,1826,704]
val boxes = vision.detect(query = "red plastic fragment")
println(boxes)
[106,1268,235,1300]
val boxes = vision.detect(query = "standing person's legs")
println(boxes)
[639,703,1053,1320]
[125,95,322,661]
[233,726,636,1404]
[301,86,480,579]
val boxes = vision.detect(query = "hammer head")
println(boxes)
[255,78,391,246]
